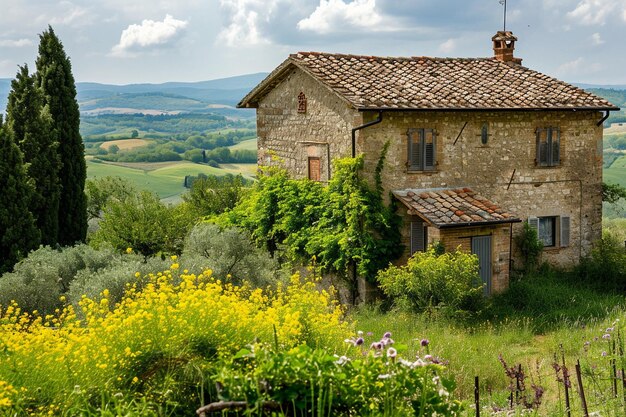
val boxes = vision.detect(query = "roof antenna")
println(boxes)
[499,0,507,32]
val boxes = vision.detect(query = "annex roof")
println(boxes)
[393,187,521,229]
[238,52,618,111]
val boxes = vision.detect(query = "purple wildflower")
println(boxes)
[355,337,364,346]
[383,331,392,339]
[421,338,429,347]
[603,334,611,340]
[602,351,608,357]
[370,342,383,350]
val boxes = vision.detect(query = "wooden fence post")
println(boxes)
[474,376,480,417]
[575,359,589,417]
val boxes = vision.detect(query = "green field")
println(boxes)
[86,159,256,199]
[229,138,257,151]
[605,153,626,188]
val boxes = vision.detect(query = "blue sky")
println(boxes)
[1,0,625,85]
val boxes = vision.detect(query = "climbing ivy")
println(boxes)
[218,145,403,302]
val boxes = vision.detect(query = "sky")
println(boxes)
[1,0,625,85]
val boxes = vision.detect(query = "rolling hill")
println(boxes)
[0,72,268,116]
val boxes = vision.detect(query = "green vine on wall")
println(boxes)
[217,143,403,303]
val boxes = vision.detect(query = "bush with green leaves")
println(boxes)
[91,190,196,257]
[574,231,626,291]
[85,176,138,221]
[0,245,120,315]
[514,222,543,273]
[377,247,484,316]
[213,342,463,416]
[218,148,403,303]
[182,223,283,288]
[182,174,251,218]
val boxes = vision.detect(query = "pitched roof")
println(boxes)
[239,52,618,111]
[393,188,520,228]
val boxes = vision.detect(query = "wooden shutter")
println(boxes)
[551,127,560,165]
[536,129,548,166]
[407,129,422,170]
[560,216,570,247]
[308,157,321,181]
[410,220,425,255]
[528,217,539,234]
[424,129,436,170]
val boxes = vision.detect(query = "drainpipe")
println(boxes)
[351,111,383,157]
[596,111,611,127]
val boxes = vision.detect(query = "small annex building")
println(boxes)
[238,31,619,295]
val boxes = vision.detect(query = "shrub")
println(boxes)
[214,342,463,416]
[514,222,543,272]
[0,245,120,315]
[91,191,197,257]
[376,247,484,315]
[574,231,626,291]
[182,223,283,288]
[182,174,250,217]
[67,255,172,307]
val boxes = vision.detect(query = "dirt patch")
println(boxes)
[99,160,186,171]
[605,123,626,135]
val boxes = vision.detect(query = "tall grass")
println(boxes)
[351,268,626,416]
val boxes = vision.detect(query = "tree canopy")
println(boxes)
[6,64,61,245]
[36,26,87,245]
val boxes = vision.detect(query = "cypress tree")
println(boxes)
[6,64,61,245]
[35,26,87,245]
[0,118,41,274]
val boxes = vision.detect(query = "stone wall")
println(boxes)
[256,69,604,270]
[256,67,361,182]
[360,110,603,267]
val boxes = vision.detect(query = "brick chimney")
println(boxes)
[492,31,522,65]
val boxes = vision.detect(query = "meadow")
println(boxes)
[86,152,257,200]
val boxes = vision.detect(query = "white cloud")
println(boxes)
[566,0,626,25]
[591,32,604,44]
[0,38,33,48]
[111,14,188,56]
[218,0,268,46]
[556,57,602,76]
[297,0,382,34]
[438,38,456,54]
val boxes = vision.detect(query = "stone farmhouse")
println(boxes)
[238,31,619,295]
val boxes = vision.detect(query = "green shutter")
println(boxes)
[560,216,570,247]
[410,220,425,254]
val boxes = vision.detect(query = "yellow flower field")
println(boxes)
[0,267,349,415]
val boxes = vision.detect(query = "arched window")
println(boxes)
[297,92,307,113]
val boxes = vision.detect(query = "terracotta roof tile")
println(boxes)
[239,52,619,110]
[393,188,520,228]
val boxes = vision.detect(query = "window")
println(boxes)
[308,157,321,181]
[410,219,427,255]
[297,92,307,113]
[536,127,560,167]
[528,216,570,248]
[407,128,436,171]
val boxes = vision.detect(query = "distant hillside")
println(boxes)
[586,88,626,125]
[0,72,267,116]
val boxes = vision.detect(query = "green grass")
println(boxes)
[607,154,626,169]
[604,165,626,187]
[229,138,257,151]
[86,160,257,199]
[351,267,626,415]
